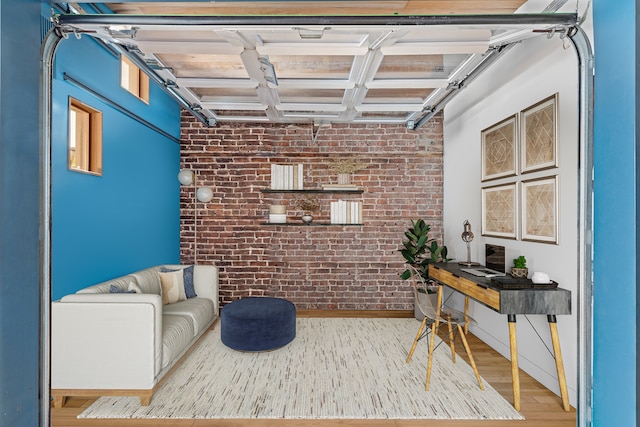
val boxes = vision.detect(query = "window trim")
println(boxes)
[68,97,103,176]
[121,54,150,104]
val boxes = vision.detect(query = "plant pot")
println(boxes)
[510,267,529,279]
[337,173,351,185]
[301,214,314,224]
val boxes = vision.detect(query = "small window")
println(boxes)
[68,97,102,175]
[121,55,149,103]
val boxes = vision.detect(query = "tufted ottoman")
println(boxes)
[221,297,296,351]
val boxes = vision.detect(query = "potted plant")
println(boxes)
[511,255,529,278]
[398,219,450,320]
[328,159,367,185]
[399,219,450,281]
[294,196,320,224]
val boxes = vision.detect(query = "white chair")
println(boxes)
[405,265,484,391]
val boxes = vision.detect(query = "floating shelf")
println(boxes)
[260,222,363,227]
[261,189,363,194]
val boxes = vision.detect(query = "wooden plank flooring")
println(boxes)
[51,311,576,427]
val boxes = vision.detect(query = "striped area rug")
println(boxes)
[79,317,524,420]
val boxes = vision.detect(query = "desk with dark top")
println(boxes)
[428,262,571,412]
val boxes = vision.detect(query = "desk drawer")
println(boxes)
[429,266,500,311]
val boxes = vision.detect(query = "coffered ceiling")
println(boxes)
[55,1,579,128]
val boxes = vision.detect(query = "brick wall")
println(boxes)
[180,112,444,310]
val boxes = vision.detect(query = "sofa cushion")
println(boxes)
[130,267,162,295]
[128,281,143,294]
[159,270,187,305]
[161,314,194,369]
[161,266,197,299]
[163,298,215,336]
[109,284,136,293]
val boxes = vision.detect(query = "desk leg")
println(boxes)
[464,297,470,334]
[548,315,571,411]
[508,314,521,411]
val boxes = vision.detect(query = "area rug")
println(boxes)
[79,318,524,420]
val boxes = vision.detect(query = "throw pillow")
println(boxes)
[128,281,143,294]
[182,265,197,298]
[158,270,187,305]
[109,284,136,294]
[160,266,197,299]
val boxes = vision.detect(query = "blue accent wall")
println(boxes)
[51,35,182,300]
[0,1,42,425]
[592,0,637,425]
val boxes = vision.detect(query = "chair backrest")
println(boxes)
[407,264,443,321]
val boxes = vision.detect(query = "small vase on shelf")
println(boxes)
[301,214,314,224]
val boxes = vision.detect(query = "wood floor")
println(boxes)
[50,311,576,427]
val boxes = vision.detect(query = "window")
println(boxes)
[121,55,149,103]
[68,97,102,175]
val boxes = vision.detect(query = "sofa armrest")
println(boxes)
[51,294,163,390]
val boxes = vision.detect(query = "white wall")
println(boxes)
[442,33,583,406]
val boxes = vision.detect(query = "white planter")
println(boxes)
[337,173,351,185]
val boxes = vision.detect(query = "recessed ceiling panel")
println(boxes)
[59,0,577,127]
[270,55,354,79]
[156,54,249,79]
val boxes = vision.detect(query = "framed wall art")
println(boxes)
[521,175,558,244]
[481,114,518,181]
[520,94,558,173]
[481,183,517,239]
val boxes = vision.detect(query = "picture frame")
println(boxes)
[481,183,518,239]
[481,114,518,181]
[521,175,558,244]
[520,94,558,173]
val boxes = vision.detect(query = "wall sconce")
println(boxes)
[178,168,213,262]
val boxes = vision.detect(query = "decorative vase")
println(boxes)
[511,267,529,279]
[301,214,314,224]
[337,173,351,185]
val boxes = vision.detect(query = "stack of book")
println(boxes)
[330,200,363,224]
[268,205,287,223]
[322,183,359,191]
[270,164,304,190]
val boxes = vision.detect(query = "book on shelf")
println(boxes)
[270,164,304,190]
[322,183,359,191]
[330,200,363,224]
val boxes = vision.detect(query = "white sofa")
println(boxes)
[51,264,219,407]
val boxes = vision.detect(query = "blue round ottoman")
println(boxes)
[221,297,296,351]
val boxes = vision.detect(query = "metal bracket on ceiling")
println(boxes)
[208,117,217,127]
[105,25,138,39]
[145,59,173,73]
[405,120,415,130]
[56,25,92,40]
[122,44,143,55]
[447,80,464,91]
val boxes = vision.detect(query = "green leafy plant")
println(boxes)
[513,255,527,269]
[398,219,450,281]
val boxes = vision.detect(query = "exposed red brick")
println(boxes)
[180,117,444,310]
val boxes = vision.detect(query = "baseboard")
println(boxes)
[296,309,414,318]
